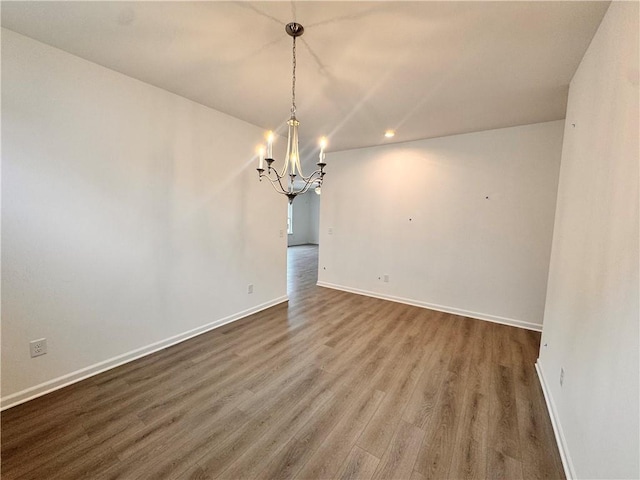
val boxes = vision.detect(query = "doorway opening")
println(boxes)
[287,191,321,298]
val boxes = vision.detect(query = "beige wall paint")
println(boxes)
[1,29,287,407]
[318,120,564,330]
[538,2,639,478]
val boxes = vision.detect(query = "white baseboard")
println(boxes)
[535,361,574,479]
[1,295,289,411]
[316,281,542,332]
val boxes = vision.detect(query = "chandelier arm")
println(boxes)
[295,171,316,182]
[269,169,291,195]
[261,167,322,196]
[278,162,288,178]
[262,172,289,195]
[268,178,288,195]
[298,181,315,196]
[296,168,324,183]
[296,171,324,195]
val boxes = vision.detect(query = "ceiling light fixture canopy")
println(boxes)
[257,22,327,204]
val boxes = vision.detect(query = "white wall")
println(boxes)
[318,120,564,330]
[1,29,287,407]
[309,192,320,244]
[537,3,639,479]
[287,191,320,246]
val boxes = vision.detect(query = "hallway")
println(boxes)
[287,244,319,303]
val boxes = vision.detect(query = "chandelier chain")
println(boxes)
[291,35,296,115]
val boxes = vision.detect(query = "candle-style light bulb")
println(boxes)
[257,146,265,169]
[266,131,274,158]
[319,137,327,162]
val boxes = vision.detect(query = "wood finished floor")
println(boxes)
[1,245,565,480]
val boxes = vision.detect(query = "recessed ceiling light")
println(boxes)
[384,130,395,138]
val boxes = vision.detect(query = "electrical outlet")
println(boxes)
[560,368,564,387]
[328,227,333,235]
[279,229,284,238]
[384,274,389,283]
[30,338,47,358]
[247,284,254,294]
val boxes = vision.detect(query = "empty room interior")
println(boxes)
[1,1,638,479]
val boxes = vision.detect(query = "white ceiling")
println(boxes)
[2,1,609,161]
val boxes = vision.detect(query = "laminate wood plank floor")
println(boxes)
[1,245,564,479]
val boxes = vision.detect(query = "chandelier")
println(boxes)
[257,22,327,204]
